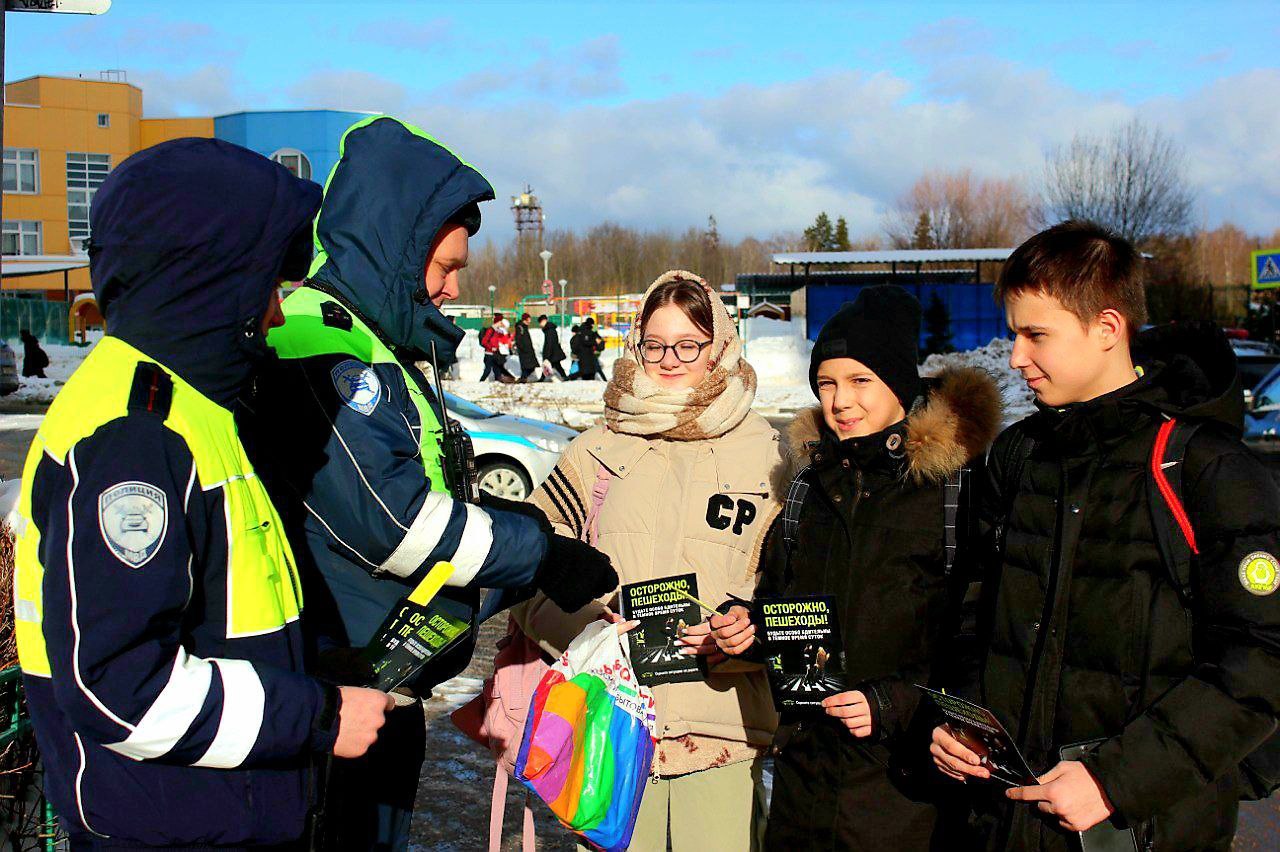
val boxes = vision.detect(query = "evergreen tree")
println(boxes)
[913,212,934,249]
[804,212,834,252]
[922,292,954,357]
[834,216,851,251]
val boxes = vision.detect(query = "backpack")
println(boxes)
[779,461,968,576]
[1001,417,1280,801]
[450,465,616,851]
[480,326,498,353]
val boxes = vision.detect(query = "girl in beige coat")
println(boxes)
[514,270,782,852]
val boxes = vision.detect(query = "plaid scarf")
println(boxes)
[604,270,757,441]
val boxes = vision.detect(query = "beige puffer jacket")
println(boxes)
[513,411,784,776]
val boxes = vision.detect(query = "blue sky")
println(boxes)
[7,1,1278,238]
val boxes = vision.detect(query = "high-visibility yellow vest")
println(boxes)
[268,285,450,496]
[13,336,302,677]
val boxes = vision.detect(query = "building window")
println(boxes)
[97,113,110,128]
[270,148,312,181]
[2,220,43,256]
[66,152,110,254]
[3,148,39,194]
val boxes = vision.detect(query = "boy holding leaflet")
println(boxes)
[932,220,1280,850]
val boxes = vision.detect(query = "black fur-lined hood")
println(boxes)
[786,365,1003,483]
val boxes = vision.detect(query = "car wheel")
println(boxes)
[478,461,532,501]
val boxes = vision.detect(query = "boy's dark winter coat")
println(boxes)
[973,323,1280,851]
[756,366,1002,850]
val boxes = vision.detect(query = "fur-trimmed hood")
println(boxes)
[786,365,1003,483]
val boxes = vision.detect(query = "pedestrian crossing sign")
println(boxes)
[1253,249,1280,290]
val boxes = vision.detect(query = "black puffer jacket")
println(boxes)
[755,367,1002,851]
[973,323,1280,851]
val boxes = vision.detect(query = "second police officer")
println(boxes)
[242,116,617,850]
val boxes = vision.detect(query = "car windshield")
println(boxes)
[444,392,498,420]
[1254,369,1280,411]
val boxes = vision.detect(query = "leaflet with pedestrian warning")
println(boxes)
[618,573,705,686]
[917,685,1037,787]
[758,595,846,709]
[363,562,471,691]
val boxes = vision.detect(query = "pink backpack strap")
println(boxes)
[487,760,536,852]
[584,464,614,547]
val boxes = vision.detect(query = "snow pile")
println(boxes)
[3,343,94,405]
[921,337,1034,423]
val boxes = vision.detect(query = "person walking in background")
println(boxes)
[479,313,515,383]
[19,329,48,379]
[515,271,783,851]
[572,316,606,380]
[515,311,540,382]
[539,314,568,379]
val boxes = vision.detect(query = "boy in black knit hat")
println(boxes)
[712,285,1002,850]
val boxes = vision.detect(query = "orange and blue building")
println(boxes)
[2,74,370,340]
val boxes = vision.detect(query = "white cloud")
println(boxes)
[286,70,407,114]
[140,56,1280,240]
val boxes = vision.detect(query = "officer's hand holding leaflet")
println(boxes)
[333,687,394,758]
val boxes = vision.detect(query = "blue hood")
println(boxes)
[89,137,321,407]
[308,116,495,365]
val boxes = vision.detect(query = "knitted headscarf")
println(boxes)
[603,270,757,440]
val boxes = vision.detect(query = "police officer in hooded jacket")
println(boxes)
[12,138,394,849]
[241,116,616,850]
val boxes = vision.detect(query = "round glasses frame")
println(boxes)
[637,339,713,364]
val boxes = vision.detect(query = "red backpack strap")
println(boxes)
[1151,418,1199,555]
[1149,417,1205,607]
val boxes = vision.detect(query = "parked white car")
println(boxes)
[444,392,578,501]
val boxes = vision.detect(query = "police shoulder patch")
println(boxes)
[330,359,382,416]
[98,481,168,569]
[1239,551,1280,596]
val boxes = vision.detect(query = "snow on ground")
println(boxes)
[2,322,1030,430]
[1,344,93,405]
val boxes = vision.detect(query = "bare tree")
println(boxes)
[885,170,1033,249]
[1041,118,1194,246]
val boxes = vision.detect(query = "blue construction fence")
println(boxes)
[804,280,1006,352]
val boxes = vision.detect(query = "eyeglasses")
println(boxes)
[638,339,713,364]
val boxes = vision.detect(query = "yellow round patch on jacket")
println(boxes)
[1239,552,1280,596]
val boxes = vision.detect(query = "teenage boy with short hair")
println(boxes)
[931,220,1280,850]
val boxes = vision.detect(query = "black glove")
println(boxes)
[537,534,618,613]
[479,492,553,536]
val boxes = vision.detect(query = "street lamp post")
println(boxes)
[559,278,568,327]
[539,249,553,295]
[487,284,496,316]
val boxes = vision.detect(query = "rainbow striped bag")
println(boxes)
[515,620,657,851]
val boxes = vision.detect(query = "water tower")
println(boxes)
[511,184,544,247]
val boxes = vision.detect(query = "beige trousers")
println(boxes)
[579,758,767,852]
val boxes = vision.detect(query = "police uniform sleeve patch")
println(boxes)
[1239,551,1280,596]
[98,481,168,569]
[330,359,383,416]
